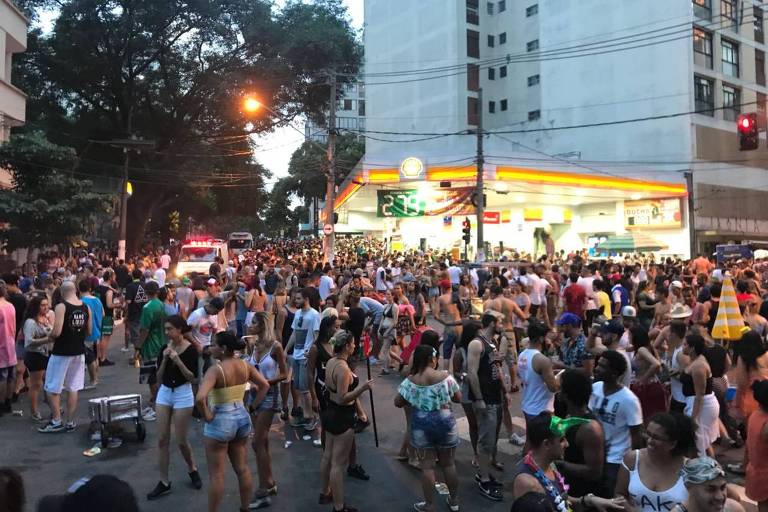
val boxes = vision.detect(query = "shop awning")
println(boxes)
[596,233,668,252]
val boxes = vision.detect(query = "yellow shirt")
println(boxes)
[597,291,612,319]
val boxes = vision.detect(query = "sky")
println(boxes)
[255,0,364,189]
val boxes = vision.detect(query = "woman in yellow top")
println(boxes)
[196,331,269,512]
[593,279,612,319]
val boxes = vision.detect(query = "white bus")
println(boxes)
[227,232,254,256]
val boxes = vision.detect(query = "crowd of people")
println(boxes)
[1,238,768,512]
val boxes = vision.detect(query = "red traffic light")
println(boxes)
[738,114,755,132]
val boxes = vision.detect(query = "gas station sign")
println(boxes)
[377,187,475,218]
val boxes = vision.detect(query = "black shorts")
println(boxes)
[84,346,96,365]
[320,401,356,436]
[24,352,49,372]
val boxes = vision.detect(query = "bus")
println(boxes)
[227,232,254,256]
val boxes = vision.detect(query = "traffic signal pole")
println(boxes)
[475,88,485,261]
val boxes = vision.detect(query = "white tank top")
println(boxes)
[517,348,554,416]
[624,450,687,512]
[670,346,685,403]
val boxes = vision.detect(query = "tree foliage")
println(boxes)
[0,132,110,250]
[14,0,361,250]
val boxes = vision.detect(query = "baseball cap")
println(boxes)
[181,276,191,286]
[206,277,219,286]
[670,280,683,289]
[599,318,625,335]
[620,305,637,318]
[556,312,582,326]
[207,297,225,312]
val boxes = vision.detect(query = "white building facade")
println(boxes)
[0,0,27,189]
[333,0,768,258]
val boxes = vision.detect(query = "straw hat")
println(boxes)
[669,304,693,319]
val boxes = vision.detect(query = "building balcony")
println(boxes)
[0,77,26,126]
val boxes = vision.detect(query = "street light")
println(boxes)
[243,96,261,113]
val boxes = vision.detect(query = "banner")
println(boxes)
[377,187,475,217]
[624,198,682,229]
[483,211,500,224]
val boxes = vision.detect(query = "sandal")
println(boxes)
[318,492,333,505]
[471,458,479,469]
[726,463,745,475]
[491,461,504,471]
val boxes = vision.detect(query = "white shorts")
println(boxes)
[44,354,85,394]
[156,383,194,409]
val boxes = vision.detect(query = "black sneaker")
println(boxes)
[477,480,503,501]
[147,481,171,500]
[280,407,289,421]
[99,359,116,367]
[38,421,65,433]
[347,464,370,481]
[189,470,202,489]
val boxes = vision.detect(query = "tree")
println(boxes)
[0,132,111,250]
[14,0,361,251]
[283,133,364,204]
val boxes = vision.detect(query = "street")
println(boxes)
[2,321,516,512]
[1,320,758,511]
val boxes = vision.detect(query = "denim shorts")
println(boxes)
[250,386,280,413]
[203,402,252,442]
[411,408,459,450]
[442,330,458,360]
[291,357,309,391]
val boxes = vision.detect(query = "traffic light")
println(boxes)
[462,218,471,244]
[738,113,758,150]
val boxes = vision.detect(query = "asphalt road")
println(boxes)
[1,320,756,511]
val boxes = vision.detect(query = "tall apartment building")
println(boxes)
[304,79,366,143]
[331,0,768,256]
[0,0,27,191]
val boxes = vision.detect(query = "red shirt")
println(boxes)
[563,284,587,318]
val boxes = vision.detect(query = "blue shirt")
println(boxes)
[359,297,384,324]
[82,295,104,342]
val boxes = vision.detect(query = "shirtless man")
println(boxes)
[434,279,462,370]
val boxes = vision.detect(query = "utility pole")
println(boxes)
[323,71,337,264]
[475,88,485,262]
[684,171,696,257]
[118,148,131,261]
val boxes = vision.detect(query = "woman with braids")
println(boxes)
[395,344,461,512]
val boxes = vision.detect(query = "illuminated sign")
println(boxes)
[624,198,682,229]
[399,157,425,180]
[377,187,475,217]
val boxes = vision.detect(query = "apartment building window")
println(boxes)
[757,49,766,86]
[468,97,479,126]
[467,30,480,58]
[526,4,538,16]
[756,6,764,43]
[466,0,479,25]
[488,67,495,80]
[499,32,507,45]
[498,0,506,12]
[758,92,767,130]
[694,75,714,116]
[343,99,353,111]
[500,65,507,77]
[489,101,496,113]
[528,74,540,86]
[527,39,539,52]
[721,38,739,77]
[693,0,711,19]
[357,100,365,116]
[488,35,495,47]
[501,99,508,111]
[721,0,737,30]
[693,28,713,69]
[722,84,740,121]
[487,2,494,14]
[528,110,541,121]
[468,64,480,91]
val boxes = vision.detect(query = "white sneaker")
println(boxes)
[120,347,132,353]
[509,433,525,446]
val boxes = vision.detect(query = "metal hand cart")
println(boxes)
[88,394,146,448]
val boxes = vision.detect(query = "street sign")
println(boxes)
[323,223,334,235]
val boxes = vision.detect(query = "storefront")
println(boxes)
[333,161,690,258]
